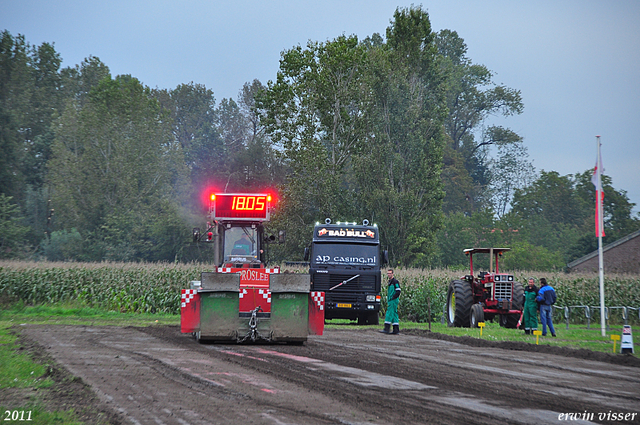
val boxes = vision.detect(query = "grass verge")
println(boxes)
[0,321,86,424]
[0,304,178,424]
[326,319,639,357]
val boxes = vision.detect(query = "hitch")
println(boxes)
[238,306,271,343]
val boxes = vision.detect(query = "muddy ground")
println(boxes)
[4,325,640,425]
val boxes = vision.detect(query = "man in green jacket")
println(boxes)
[380,269,401,334]
[523,277,539,335]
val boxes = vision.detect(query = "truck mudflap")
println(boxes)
[309,291,325,335]
[180,289,200,333]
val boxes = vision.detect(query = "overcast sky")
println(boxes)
[2,0,639,214]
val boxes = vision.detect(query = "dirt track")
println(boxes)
[14,325,640,425]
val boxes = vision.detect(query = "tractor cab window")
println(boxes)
[224,227,257,260]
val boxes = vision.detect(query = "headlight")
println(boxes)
[366,295,376,302]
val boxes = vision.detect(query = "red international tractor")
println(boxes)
[446,248,524,328]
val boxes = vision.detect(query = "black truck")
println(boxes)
[304,219,387,325]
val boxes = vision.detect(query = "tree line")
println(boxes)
[1,6,638,269]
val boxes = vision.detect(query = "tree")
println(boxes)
[259,6,447,266]
[440,141,476,214]
[154,82,221,214]
[499,241,565,271]
[0,32,63,195]
[435,29,524,213]
[567,170,640,261]
[257,34,371,260]
[436,30,523,154]
[235,80,286,190]
[0,31,67,254]
[0,194,30,258]
[59,55,111,107]
[354,6,446,266]
[48,75,187,261]
[574,170,640,239]
[488,139,536,218]
[436,210,497,268]
[507,171,588,255]
[0,31,30,200]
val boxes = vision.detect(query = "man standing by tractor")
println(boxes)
[536,277,557,337]
[380,269,401,334]
[523,278,539,335]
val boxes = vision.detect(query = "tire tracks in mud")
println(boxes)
[21,325,381,425]
[315,336,640,409]
[150,327,640,425]
[18,324,640,425]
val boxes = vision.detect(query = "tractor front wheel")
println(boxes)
[470,303,485,328]
[446,280,473,327]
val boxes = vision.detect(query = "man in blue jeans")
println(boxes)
[536,277,557,337]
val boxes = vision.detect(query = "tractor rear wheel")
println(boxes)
[500,281,525,328]
[446,280,473,327]
[470,303,485,328]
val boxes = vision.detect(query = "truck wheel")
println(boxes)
[470,303,485,328]
[446,280,473,327]
[501,282,524,328]
[367,311,379,325]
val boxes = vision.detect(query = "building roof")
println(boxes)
[567,228,640,270]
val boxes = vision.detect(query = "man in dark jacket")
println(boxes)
[380,269,401,334]
[536,277,557,337]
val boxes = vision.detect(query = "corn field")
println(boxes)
[390,268,640,325]
[0,261,204,314]
[1,261,639,323]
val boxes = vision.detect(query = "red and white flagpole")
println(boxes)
[596,136,606,337]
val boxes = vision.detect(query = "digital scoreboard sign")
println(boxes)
[211,193,272,221]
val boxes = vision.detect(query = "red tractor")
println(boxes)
[446,248,524,328]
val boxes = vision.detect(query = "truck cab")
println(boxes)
[305,219,386,325]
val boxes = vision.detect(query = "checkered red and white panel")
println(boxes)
[259,288,271,303]
[181,289,197,308]
[311,291,325,311]
[238,288,271,303]
[216,267,280,274]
